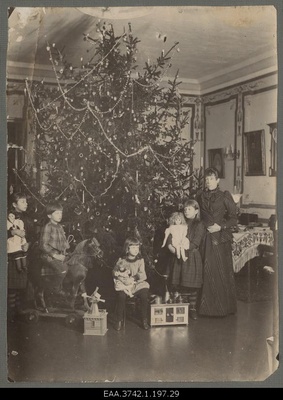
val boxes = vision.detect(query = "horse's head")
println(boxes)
[66,237,103,269]
[88,236,104,259]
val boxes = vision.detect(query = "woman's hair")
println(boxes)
[123,236,141,257]
[168,212,187,225]
[183,199,200,221]
[204,167,219,179]
[46,201,63,216]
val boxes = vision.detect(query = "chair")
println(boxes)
[114,295,150,328]
[258,214,277,271]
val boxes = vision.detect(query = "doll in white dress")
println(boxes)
[162,212,190,262]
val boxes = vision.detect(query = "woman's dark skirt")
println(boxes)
[199,235,237,317]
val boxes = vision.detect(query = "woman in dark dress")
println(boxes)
[196,168,237,317]
[167,199,205,320]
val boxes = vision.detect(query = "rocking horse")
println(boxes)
[29,236,104,312]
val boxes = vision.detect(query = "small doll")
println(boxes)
[161,212,190,262]
[113,264,135,297]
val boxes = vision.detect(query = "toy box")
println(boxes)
[150,303,189,326]
[83,309,108,335]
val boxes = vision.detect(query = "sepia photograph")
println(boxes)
[1,2,281,387]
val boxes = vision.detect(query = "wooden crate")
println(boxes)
[83,309,108,335]
[150,303,189,326]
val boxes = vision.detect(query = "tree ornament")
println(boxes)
[74,207,82,216]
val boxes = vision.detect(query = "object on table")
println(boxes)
[237,224,247,232]
[238,213,258,226]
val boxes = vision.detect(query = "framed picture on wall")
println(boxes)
[208,148,225,178]
[244,130,266,176]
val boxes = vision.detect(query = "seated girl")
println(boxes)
[112,237,150,331]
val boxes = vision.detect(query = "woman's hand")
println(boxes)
[168,244,176,255]
[207,223,221,233]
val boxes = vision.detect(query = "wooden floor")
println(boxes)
[6,298,277,385]
[5,258,280,386]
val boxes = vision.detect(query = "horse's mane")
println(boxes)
[67,239,92,267]
[67,238,101,270]
[71,239,90,255]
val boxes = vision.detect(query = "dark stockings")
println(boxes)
[187,289,198,311]
[171,285,199,310]
[115,288,149,322]
[7,289,26,319]
[15,257,27,272]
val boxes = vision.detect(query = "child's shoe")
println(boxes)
[141,319,150,330]
[189,308,198,320]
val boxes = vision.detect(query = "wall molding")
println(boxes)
[241,203,276,209]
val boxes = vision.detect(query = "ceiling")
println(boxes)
[7,6,277,94]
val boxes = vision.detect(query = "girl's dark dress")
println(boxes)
[168,219,205,288]
[197,188,237,316]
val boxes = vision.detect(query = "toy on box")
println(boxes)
[82,287,108,335]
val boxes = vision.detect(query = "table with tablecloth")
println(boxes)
[232,227,274,273]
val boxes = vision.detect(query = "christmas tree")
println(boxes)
[23,21,200,268]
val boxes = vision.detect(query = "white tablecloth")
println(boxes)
[232,228,274,273]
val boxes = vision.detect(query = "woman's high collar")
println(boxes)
[204,186,220,194]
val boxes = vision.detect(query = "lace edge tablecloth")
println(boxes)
[232,228,274,273]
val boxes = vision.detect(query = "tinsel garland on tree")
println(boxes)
[19,21,203,269]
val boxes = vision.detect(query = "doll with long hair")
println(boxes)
[162,212,190,262]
